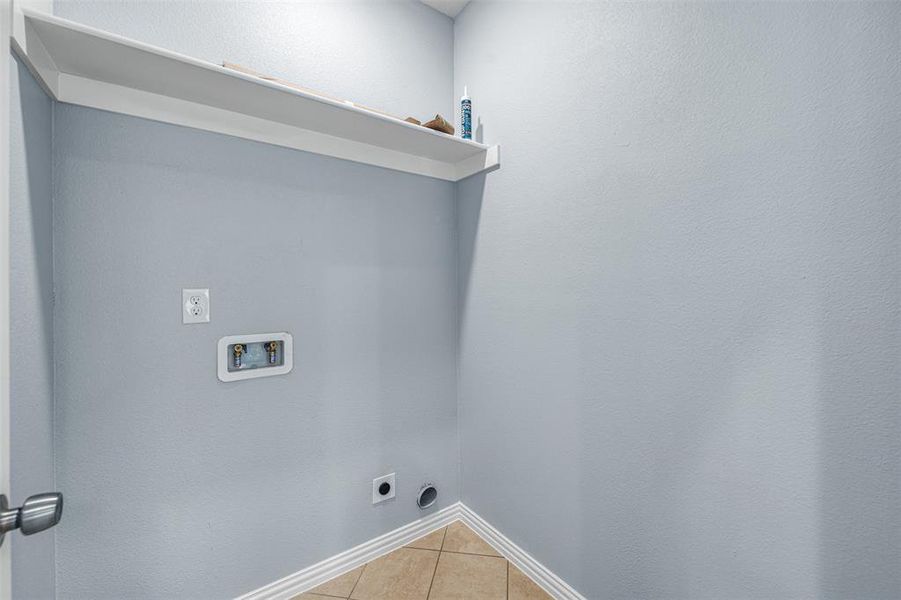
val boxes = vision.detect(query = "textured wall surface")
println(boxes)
[53,0,454,123]
[455,2,901,599]
[47,2,458,598]
[9,53,56,600]
[16,2,901,599]
[53,106,458,599]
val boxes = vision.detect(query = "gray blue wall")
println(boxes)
[455,2,901,599]
[53,0,454,123]
[9,53,56,600]
[47,1,459,598]
[10,1,901,598]
[53,107,459,600]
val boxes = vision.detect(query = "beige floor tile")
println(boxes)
[406,527,447,550]
[508,564,553,600]
[302,565,364,598]
[440,521,501,557]
[350,547,439,600]
[294,594,344,600]
[427,552,507,600]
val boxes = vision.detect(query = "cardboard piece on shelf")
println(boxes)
[422,114,454,135]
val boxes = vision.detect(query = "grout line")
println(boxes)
[425,549,442,600]
[440,549,504,559]
[313,525,515,600]
[346,562,367,600]
[439,526,448,551]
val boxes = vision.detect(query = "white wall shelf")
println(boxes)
[13,8,500,182]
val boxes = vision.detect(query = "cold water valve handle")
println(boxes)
[0,492,63,548]
[266,341,278,364]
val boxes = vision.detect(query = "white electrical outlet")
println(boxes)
[182,288,210,324]
[372,472,396,505]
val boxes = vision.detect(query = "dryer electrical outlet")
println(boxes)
[372,473,396,504]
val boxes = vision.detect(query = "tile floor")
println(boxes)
[294,521,552,600]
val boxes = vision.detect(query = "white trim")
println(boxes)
[235,502,585,600]
[458,504,587,600]
[55,74,469,181]
[10,0,50,54]
[236,503,462,600]
[455,144,501,181]
[14,8,501,182]
[1,0,13,595]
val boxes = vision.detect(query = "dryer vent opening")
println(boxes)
[417,484,438,509]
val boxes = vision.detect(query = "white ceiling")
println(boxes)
[419,0,471,19]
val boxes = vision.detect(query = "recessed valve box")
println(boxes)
[217,332,293,382]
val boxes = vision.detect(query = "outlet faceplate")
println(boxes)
[183,288,210,324]
[372,473,396,505]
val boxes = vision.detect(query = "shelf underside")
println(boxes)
[16,9,500,182]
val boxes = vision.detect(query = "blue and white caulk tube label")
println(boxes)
[461,98,472,140]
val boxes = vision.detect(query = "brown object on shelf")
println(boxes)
[404,117,422,125]
[222,61,406,122]
[423,114,454,135]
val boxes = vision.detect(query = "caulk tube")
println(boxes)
[461,86,472,140]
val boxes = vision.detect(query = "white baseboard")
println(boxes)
[458,504,586,600]
[236,502,585,600]
[236,503,461,600]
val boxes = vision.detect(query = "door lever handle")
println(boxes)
[0,492,63,547]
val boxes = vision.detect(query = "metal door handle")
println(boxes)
[0,492,63,547]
